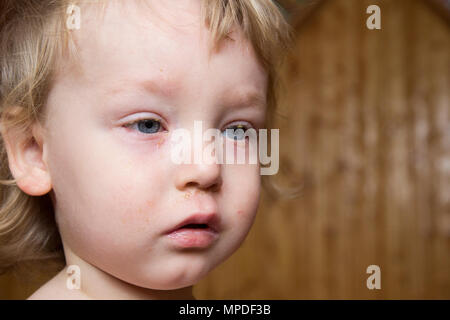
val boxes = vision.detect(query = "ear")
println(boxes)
[0,108,52,196]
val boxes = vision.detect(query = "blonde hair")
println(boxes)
[0,0,293,276]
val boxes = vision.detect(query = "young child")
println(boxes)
[0,0,292,299]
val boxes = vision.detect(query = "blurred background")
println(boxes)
[1,0,449,299]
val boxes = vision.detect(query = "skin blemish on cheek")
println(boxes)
[237,210,245,216]
[156,136,165,149]
[184,191,191,199]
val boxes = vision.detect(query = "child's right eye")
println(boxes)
[125,119,162,134]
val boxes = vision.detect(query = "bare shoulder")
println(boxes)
[27,271,87,300]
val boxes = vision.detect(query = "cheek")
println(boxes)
[224,164,261,223]
[119,199,155,226]
[47,132,168,250]
[112,181,162,233]
[85,164,163,232]
[215,165,261,257]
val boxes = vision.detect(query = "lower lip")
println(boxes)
[166,228,219,248]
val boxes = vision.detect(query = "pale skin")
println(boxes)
[2,0,267,299]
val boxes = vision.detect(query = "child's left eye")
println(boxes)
[125,119,162,134]
[222,123,253,141]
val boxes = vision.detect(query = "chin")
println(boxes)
[131,264,211,291]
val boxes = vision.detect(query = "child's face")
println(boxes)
[42,1,267,291]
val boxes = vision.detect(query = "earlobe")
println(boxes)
[16,166,52,196]
[0,116,52,196]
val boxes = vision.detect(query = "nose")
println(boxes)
[172,120,223,192]
[174,161,223,192]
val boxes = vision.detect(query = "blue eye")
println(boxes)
[127,119,162,134]
[222,124,250,141]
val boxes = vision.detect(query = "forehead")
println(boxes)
[64,0,267,101]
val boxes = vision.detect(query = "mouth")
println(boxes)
[166,213,221,234]
[165,213,220,248]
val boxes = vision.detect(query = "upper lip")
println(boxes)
[165,213,221,234]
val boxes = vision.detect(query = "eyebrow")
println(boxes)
[106,77,181,99]
[220,88,267,110]
[138,78,181,99]
[107,78,267,110]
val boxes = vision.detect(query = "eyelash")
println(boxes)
[123,118,254,140]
